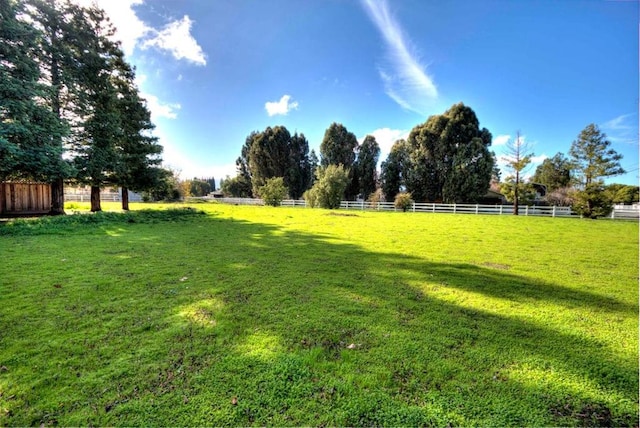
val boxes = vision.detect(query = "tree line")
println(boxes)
[224,103,496,207]
[223,102,631,217]
[0,0,165,212]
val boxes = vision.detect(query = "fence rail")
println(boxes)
[212,197,584,218]
[64,193,143,203]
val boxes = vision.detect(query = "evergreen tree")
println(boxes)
[0,0,67,182]
[405,103,494,203]
[381,139,410,201]
[569,124,625,186]
[356,135,380,199]
[531,152,572,192]
[320,122,358,199]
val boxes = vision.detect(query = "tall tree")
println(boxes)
[308,149,319,188]
[319,122,358,199]
[23,0,87,213]
[405,103,494,203]
[356,135,380,199]
[501,131,533,215]
[381,139,410,201]
[569,123,625,186]
[111,58,163,210]
[531,152,572,192]
[0,0,67,182]
[248,126,291,196]
[287,132,311,199]
[66,4,126,212]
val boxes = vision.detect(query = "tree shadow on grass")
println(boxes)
[0,209,637,426]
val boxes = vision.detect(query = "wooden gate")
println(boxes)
[0,182,51,216]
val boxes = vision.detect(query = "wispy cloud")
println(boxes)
[265,95,299,116]
[361,0,437,115]
[143,15,207,66]
[602,113,638,145]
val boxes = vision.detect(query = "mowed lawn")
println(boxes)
[0,202,637,426]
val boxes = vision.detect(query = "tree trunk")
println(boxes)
[513,170,519,215]
[50,178,65,215]
[121,186,129,211]
[90,186,101,212]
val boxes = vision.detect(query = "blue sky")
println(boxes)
[83,0,638,185]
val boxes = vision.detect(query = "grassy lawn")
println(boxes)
[1,202,637,426]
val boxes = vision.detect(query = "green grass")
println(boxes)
[1,202,637,426]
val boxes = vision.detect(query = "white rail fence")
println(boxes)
[215,198,577,217]
[213,197,640,219]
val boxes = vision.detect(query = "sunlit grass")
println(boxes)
[0,202,637,426]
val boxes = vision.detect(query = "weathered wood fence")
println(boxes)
[0,182,51,216]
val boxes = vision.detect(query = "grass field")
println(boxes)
[1,202,637,426]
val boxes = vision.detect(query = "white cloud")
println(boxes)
[84,0,149,56]
[359,128,409,166]
[265,95,299,116]
[143,15,207,66]
[492,134,511,146]
[142,93,181,120]
[135,74,181,120]
[361,0,437,115]
[602,113,638,145]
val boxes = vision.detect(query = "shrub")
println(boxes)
[303,164,349,209]
[394,192,414,212]
[259,177,288,207]
[368,189,384,209]
[572,183,613,219]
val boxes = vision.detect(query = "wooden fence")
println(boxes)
[0,182,51,216]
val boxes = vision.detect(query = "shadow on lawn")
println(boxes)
[1,209,637,426]
[169,213,637,426]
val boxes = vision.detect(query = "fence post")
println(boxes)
[499,205,503,215]
[361,201,364,210]
[475,204,479,214]
[611,210,615,219]
[432,203,435,213]
[525,205,529,216]
[412,202,415,212]
[552,205,556,217]
[453,203,456,214]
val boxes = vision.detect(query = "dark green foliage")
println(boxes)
[569,124,625,186]
[221,175,252,197]
[303,164,349,209]
[356,135,380,199]
[243,127,311,199]
[532,153,572,191]
[259,176,288,206]
[287,133,312,199]
[308,149,319,188]
[394,192,414,212]
[500,177,537,206]
[572,183,613,219]
[188,178,212,197]
[0,0,68,182]
[320,123,359,199]
[143,168,182,201]
[381,139,410,201]
[605,184,639,205]
[405,103,494,203]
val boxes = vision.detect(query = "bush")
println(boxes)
[259,177,288,207]
[303,165,349,209]
[368,189,384,209]
[394,192,414,212]
[572,183,613,219]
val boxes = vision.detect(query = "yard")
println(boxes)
[0,202,637,426]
